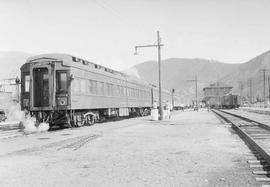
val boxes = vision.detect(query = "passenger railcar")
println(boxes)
[20,53,173,127]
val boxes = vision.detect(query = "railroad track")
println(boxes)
[0,115,147,141]
[212,109,270,185]
[0,126,22,140]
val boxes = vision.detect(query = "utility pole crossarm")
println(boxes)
[135,44,164,48]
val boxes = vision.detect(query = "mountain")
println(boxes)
[127,58,240,104]
[219,50,270,102]
[0,51,32,80]
[3,50,269,104]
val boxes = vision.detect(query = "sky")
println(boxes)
[1,0,270,70]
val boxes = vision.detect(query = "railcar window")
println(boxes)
[105,83,109,96]
[132,88,135,97]
[127,88,130,97]
[128,88,131,97]
[97,82,104,95]
[106,83,113,96]
[101,82,104,95]
[117,85,120,96]
[24,75,30,92]
[131,88,134,97]
[73,79,80,94]
[92,80,97,94]
[121,86,124,96]
[113,84,117,96]
[80,79,86,93]
[123,87,126,96]
[57,72,67,93]
[111,84,114,96]
[88,80,93,93]
[109,84,113,96]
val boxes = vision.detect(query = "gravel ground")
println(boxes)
[0,110,261,186]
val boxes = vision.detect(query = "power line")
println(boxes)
[91,0,146,35]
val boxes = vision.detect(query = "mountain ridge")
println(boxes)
[129,50,270,104]
[1,50,269,104]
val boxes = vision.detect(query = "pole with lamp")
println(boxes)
[134,31,164,120]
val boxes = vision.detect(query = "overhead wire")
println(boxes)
[91,0,150,39]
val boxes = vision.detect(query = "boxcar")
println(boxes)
[20,53,173,127]
[220,94,240,109]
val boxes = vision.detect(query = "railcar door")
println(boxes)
[33,68,49,107]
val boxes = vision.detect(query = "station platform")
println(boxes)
[0,110,260,186]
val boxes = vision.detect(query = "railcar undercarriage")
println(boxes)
[30,107,150,129]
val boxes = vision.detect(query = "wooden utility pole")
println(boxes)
[268,76,270,104]
[248,79,252,103]
[260,69,266,107]
[171,89,175,110]
[134,31,164,119]
[238,81,244,106]
[187,74,198,110]
[195,75,198,108]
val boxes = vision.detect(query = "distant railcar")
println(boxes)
[20,53,173,127]
[220,94,240,109]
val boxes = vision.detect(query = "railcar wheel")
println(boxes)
[74,115,84,127]
[84,114,95,126]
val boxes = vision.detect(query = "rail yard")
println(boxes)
[1,53,270,186]
[3,1,270,186]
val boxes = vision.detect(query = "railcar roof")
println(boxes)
[26,53,126,75]
[25,53,151,87]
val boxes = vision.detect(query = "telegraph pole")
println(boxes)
[268,76,270,105]
[195,75,198,107]
[248,79,252,103]
[260,69,266,107]
[157,31,163,119]
[134,31,164,120]
[171,89,175,110]
[238,81,244,106]
[187,74,198,110]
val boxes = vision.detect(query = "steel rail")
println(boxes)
[212,109,270,164]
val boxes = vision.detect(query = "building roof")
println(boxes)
[203,82,233,91]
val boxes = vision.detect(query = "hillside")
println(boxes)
[3,50,270,104]
[0,51,32,80]
[219,50,270,102]
[128,58,240,104]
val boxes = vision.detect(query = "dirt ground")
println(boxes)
[0,110,261,186]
